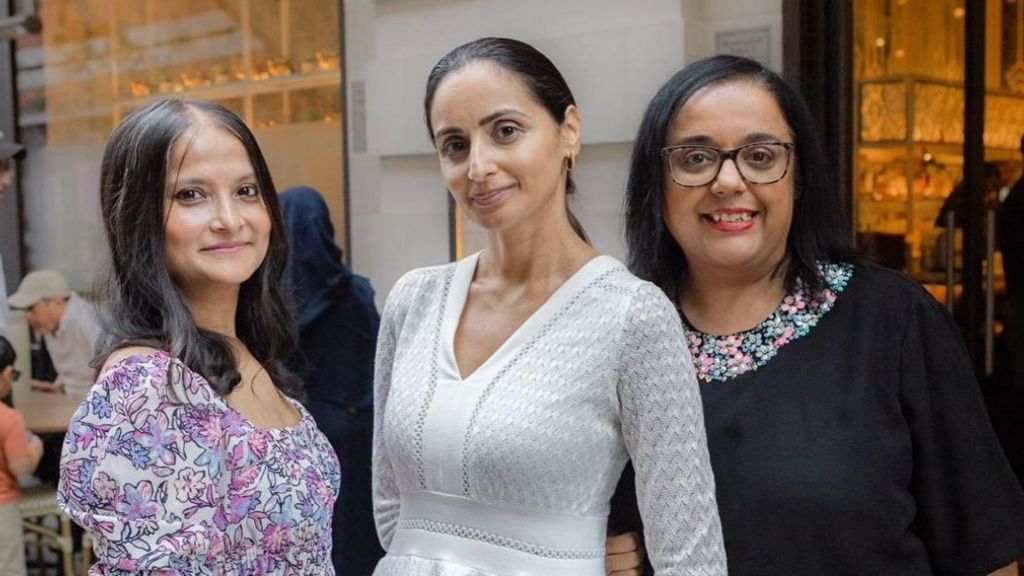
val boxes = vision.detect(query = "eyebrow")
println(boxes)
[433,108,529,140]
[172,174,257,189]
[668,132,786,147]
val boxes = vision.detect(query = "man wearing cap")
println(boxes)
[0,137,25,338]
[8,270,100,399]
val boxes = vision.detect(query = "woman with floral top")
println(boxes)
[58,99,340,575]
[613,55,1024,575]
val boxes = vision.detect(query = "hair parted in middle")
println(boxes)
[424,36,589,243]
[624,55,858,303]
[96,98,301,398]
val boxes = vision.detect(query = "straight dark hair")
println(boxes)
[424,37,588,243]
[96,98,301,398]
[0,336,14,372]
[625,55,857,302]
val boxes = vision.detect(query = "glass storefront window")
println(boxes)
[13,0,346,285]
[853,0,1024,280]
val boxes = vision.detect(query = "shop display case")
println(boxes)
[13,0,347,283]
[19,0,342,142]
[854,0,1024,279]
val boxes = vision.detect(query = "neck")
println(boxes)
[478,201,595,286]
[184,284,240,338]
[681,260,788,335]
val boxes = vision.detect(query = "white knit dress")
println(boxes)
[372,253,727,575]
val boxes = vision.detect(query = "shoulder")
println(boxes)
[99,346,167,377]
[382,262,456,313]
[593,265,680,336]
[0,403,25,434]
[846,263,937,311]
[842,264,956,339]
[595,263,676,310]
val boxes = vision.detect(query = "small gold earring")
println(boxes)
[566,153,576,172]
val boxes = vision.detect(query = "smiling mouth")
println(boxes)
[471,186,514,206]
[708,212,755,223]
[201,242,250,253]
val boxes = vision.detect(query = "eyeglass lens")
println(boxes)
[668,143,790,186]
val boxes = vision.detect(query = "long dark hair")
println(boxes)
[424,37,588,242]
[625,55,857,302]
[97,98,301,398]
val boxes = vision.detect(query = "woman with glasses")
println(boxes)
[371,37,726,575]
[615,55,1024,574]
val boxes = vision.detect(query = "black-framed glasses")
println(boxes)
[661,142,795,187]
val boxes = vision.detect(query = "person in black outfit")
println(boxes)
[280,186,384,575]
[611,56,1024,575]
[997,137,1024,484]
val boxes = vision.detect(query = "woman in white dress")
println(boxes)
[372,37,727,575]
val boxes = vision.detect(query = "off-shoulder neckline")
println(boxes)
[97,349,308,433]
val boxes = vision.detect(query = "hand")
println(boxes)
[27,433,43,460]
[29,379,63,393]
[606,531,645,575]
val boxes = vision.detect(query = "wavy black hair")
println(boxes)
[96,98,301,398]
[424,37,588,242]
[625,55,857,302]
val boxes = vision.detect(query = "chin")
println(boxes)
[195,266,263,289]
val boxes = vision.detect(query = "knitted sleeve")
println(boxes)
[616,283,728,575]
[372,272,411,550]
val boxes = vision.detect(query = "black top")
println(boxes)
[998,177,1024,297]
[295,275,379,409]
[280,186,380,409]
[611,264,1024,575]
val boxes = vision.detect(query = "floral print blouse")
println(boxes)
[58,351,341,575]
[684,263,854,382]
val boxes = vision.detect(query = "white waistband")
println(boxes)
[387,491,608,575]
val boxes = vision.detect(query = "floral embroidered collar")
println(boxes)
[683,263,854,382]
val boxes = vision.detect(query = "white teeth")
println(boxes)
[711,212,753,223]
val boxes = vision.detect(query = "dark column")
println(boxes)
[962,0,986,365]
[782,0,854,224]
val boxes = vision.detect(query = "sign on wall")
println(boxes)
[715,26,772,67]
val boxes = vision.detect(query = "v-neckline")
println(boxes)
[441,251,620,383]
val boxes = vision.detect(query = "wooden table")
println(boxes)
[10,380,84,434]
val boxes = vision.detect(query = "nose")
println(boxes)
[709,157,746,196]
[211,194,242,232]
[467,141,497,182]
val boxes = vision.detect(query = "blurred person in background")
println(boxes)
[280,185,384,575]
[8,270,100,399]
[0,336,44,576]
[996,134,1024,486]
[0,137,26,338]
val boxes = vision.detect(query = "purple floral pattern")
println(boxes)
[58,351,341,575]
[685,263,853,382]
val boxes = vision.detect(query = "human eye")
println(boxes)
[440,138,467,159]
[237,184,260,199]
[493,122,522,143]
[742,145,778,167]
[174,188,204,203]
[679,148,718,171]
